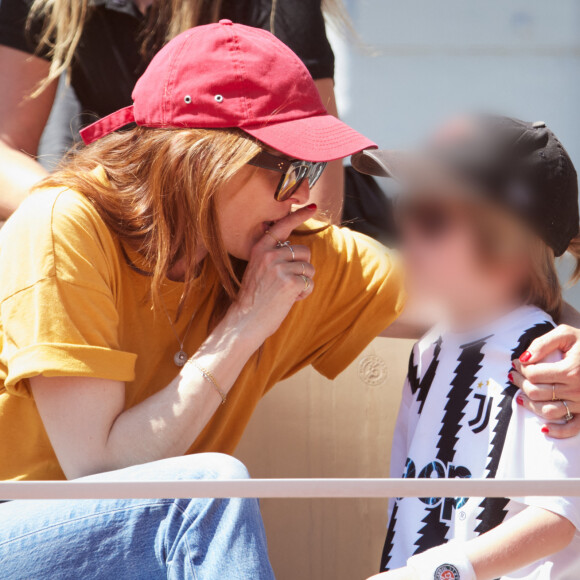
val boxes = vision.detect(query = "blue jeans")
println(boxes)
[0,454,275,580]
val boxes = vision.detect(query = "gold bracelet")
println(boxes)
[189,361,227,405]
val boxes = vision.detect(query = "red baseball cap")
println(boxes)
[80,19,375,162]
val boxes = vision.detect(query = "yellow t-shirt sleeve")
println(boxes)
[290,225,406,380]
[0,189,137,397]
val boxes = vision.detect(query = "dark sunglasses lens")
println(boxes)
[275,162,328,202]
[405,203,454,238]
[276,165,308,201]
[308,162,327,188]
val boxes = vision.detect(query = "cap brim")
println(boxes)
[351,149,421,180]
[352,148,471,198]
[81,108,376,162]
[243,114,376,162]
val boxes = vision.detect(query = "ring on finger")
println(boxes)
[552,384,559,401]
[301,274,310,291]
[276,240,295,261]
[562,400,574,422]
[301,263,306,276]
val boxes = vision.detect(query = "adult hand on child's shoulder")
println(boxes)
[511,323,580,439]
[366,567,414,580]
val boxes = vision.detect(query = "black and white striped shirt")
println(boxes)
[383,305,580,578]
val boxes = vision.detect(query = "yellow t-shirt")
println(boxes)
[0,186,405,481]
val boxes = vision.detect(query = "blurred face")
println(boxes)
[398,194,530,326]
[215,152,311,261]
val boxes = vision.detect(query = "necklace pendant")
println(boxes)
[174,350,188,367]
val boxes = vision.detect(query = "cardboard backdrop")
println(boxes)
[236,337,414,580]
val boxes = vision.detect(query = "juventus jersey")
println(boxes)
[384,305,580,579]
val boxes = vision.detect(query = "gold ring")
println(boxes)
[265,230,281,244]
[562,400,574,422]
[301,274,310,291]
[301,263,306,276]
[552,384,559,401]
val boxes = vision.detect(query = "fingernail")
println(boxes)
[511,360,516,368]
[516,395,524,406]
[508,372,514,383]
[541,426,550,434]
[519,351,532,363]
[306,203,317,210]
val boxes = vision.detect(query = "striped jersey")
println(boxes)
[383,305,580,578]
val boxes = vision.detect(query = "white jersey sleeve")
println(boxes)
[498,389,580,530]
[497,352,580,530]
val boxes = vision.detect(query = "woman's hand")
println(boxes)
[366,568,413,580]
[511,324,580,438]
[230,204,317,341]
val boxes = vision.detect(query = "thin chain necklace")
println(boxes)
[161,300,198,367]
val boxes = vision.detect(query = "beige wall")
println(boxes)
[236,337,414,580]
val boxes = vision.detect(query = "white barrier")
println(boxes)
[1,478,579,500]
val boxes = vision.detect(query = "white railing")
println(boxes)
[1,478,579,500]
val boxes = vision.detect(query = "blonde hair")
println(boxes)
[27,0,347,97]
[526,236,580,322]
[469,200,580,322]
[36,126,263,322]
[27,0,89,97]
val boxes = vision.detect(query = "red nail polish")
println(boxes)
[508,373,514,383]
[511,360,516,368]
[541,426,550,434]
[306,203,317,210]
[519,351,532,363]
[516,395,524,406]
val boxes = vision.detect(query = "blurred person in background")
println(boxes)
[0,0,344,221]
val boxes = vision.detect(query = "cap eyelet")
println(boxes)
[184,95,192,104]
[214,94,224,103]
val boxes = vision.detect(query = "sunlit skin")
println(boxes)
[215,162,311,261]
[399,197,531,332]
[168,153,311,281]
[27,150,318,482]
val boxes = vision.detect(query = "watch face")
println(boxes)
[434,564,460,580]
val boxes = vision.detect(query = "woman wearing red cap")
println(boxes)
[0,21,389,578]
[2,18,580,580]
[0,0,344,221]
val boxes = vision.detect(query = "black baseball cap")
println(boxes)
[352,115,579,256]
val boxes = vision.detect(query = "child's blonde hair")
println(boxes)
[470,199,580,321]
[526,236,580,322]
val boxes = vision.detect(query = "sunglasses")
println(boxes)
[398,199,460,239]
[248,151,327,202]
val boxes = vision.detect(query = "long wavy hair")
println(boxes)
[36,127,263,321]
[27,0,347,97]
[468,199,580,321]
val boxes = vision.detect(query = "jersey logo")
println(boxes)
[435,564,461,580]
[401,459,471,516]
[418,460,471,512]
[468,392,493,433]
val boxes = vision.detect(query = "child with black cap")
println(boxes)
[353,115,580,580]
